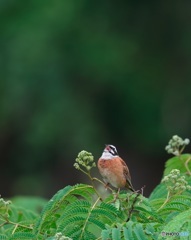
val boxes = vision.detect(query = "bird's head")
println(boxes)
[102,144,118,159]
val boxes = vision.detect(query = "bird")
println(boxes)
[98,144,135,193]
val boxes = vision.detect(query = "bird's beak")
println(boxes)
[105,144,110,150]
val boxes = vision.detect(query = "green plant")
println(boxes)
[0,135,191,239]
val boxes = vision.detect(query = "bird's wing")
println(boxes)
[120,159,131,179]
[120,158,135,191]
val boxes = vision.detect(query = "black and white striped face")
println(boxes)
[101,144,119,159]
[105,144,118,156]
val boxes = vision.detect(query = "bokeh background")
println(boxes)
[1,0,191,198]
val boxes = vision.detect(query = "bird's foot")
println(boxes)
[104,183,110,190]
[112,188,120,202]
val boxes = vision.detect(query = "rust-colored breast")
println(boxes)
[98,157,128,188]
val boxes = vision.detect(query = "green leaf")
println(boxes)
[11,196,47,214]
[149,183,168,200]
[163,154,191,176]
[34,184,96,237]
[133,223,148,240]
[0,235,7,240]
[158,208,191,240]
[101,229,110,240]
[112,228,121,240]
[9,232,35,239]
[123,221,134,239]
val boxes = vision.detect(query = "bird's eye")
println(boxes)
[108,145,118,155]
[109,145,115,151]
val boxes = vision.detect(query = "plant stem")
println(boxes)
[80,196,101,239]
[87,173,103,199]
[184,156,191,176]
[79,167,113,199]
[157,191,170,211]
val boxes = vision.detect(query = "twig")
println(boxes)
[126,186,145,222]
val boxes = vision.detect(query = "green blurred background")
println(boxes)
[1,0,191,198]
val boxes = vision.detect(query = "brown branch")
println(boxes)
[126,185,145,222]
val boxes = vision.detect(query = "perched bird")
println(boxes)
[98,144,135,192]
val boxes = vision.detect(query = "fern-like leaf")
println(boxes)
[57,199,119,239]
[132,223,148,240]
[158,208,191,240]
[151,194,191,220]
[34,184,95,237]
[123,221,134,239]
[9,232,35,239]
[150,198,167,210]
[92,202,118,223]
[88,217,105,229]
[111,228,121,240]
[0,235,7,240]
[149,183,168,200]
[101,221,159,240]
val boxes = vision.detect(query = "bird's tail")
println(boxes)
[126,181,135,192]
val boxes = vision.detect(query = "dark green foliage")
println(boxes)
[2,1,191,201]
[1,180,191,239]
[34,185,120,239]
[34,184,96,238]
[1,146,191,239]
